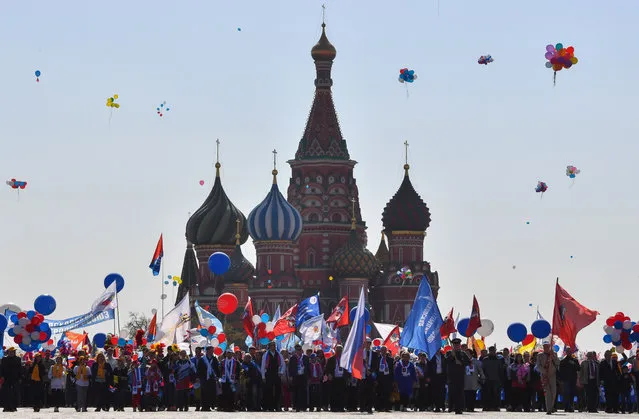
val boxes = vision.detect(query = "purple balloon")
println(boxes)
[564,62,572,69]
[546,44,555,53]
[545,52,554,60]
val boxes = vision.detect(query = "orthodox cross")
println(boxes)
[404,140,409,165]
[272,149,278,170]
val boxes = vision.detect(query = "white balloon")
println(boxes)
[151,308,158,315]
[31,332,40,341]
[23,336,32,345]
[252,315,262,325]
[21,330,29,337]
[616,346,624,354]
[203,318,213,327]
[623,321,633,330]
[210,338,219,347]
[12,326,22,335]
[119,329,129,339]
[18,317,29,327]
[611,330,622,341]
[476,319,495,338]
[604,325,614,335]
[265,321,274,332]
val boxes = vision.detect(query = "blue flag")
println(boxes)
[399,276,443,359]
[296,293,320,328]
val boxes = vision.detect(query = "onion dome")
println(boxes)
[332,212,378,278]
[225,220,255,284]
[248,169,303,242]
[374,231,390,265]
[186,162,249,246]
[175,240,198,306]
[382,164,431,233]
[311,23,336,61]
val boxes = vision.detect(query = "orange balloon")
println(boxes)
[553,64,563,71]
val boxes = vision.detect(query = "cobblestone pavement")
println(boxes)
[5,409,633,418]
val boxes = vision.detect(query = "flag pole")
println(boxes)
[161,232,166,320]
[116,291,121,335]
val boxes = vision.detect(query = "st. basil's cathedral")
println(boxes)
[176,23,440,326]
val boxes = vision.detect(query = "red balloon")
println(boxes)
[615,312,625,319]
[25,324,34,333]
[234,346,240,352]
[32,316,43,326]
[14,334,23,344]
[267,332,275,341]
[217,293,239,315]
[372,338,383,347]
[214,347,223,356]
[443,345,452,353]
[258,322,266,330]
[17,312,26,319]
[258,329,267,338]
[217,333,226,343]
[47,339,54,345]
[208,326,216,335]
[35,313,44,323]
[623,341,632,350]
[111,336,119,345]
[633,324,639,333]
[606,317,616,327]
[522,334,535,346]
[39,332,47,341]
[142,338,148,345]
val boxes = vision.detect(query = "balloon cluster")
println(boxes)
[6,179,27,189]
[157,101,170,117]
[566,165,581,179]
[544,43,578,85]
[166,275,182,287]
[192,315,227,356]
[396,266,413,281]
[603,312,639,353]
[506,319,552,343]
[253,312,276,345]
[535,181,548,194]
[106,94,120,109]
[35,70,41,82]
[398,68,417,83]
[6,294,56,352]
[478,55,494,65]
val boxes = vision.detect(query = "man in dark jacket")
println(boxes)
[428,345,448,412]
[446,338,471,414]
[480,346,504,411]
[196,346,220,411]
[360,338,380,413]
[288,344,310,412]
[325,345,349,412]
[1,348,22,412]
[559,346,580,412]
[599,350,621,413]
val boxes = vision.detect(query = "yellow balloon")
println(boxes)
[113,94,119,99]
[571,57,578,64]
[114,103,120,108]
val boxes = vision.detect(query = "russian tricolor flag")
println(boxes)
[339,286,367,379]
[149,234,164,276]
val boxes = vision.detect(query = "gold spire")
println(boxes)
[272,149,278,184]
[235,218,241,245]
[322,3,326,24]
[403,140,410,175]
[350,197,356,230]
[215,139,221,177]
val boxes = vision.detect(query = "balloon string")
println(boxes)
[553,71,556,87]
[109,108,113,127]
[405,83,409,99]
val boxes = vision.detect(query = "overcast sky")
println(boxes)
[1,0,638,351]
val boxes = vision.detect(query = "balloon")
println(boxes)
[199,329,209,337]
[118,338,126,346]
[0,314,7,331]
[476,319,494,337]
[531,319,552,339]
[614,321,623,330]
[521,334,535,346]
[546,44,555,52]
[457,318,470,337]
[208,252,231,275]
[349,307,370,323]
[111,337,119,345]
[216,293,238,315]
[35,70,41,77]
[34,294,57,316]
[17,311,26,319]
[553,345,560,352]
[633,324,639,333]
[39,322,50,333]
[213,347,223,356]
[27,310,36,320]
[104,273,125,293]
[94,333,107,348]
[265,321,274,332]
[210,337,219,347]
[555,43,563,50]
[260,313,270,323]
[606,317,616,327]
[623,320,633,330]
[372,338,383,347]
[603,335,612,344]
[199,180,205,186]
[207,326,217,335]
[217,333,226,343]
[507,323,528,343]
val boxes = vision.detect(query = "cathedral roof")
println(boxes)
[248,169,303,242]
[294,23,350,161]
[332,217,378,278]
[382,165,431,233]
[186,162,249,246]
[374,231,390,265]
[175,241,198,306]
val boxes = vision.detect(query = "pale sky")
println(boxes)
[1,0,638,351]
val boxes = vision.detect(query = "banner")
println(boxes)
[48,309,115,335]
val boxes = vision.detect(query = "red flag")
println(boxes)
[147,312,157,341]
[273,304,298,336]
[326,296,349,328]
[466,296,482,337]
[383,325,401,357]
[552,279,598,348]
[440,307,456,338]
[149,234,164,276]
[241,297,255,338]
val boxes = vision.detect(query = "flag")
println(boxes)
[241,297,254,338]
[383,325,401,357]
[326,296,349,328]
[149,234,164,276]
[552,279,598,348]
[273,305,281,322]
[299,314,324,345]
[195,301,224,333]
[82,332,92,354]
[518,336,537,354]
[296,293,320,328]
[399,276,444,359]
[157,292,191,345]
[65,331,86,350]
[277,332,302,352]
[273,304,298,336]
[440,307,456,338]
[340,286,366,379]
[536,307,545,321]
[91,281,118,314]
[146,312,157,342]
[467,295,482,336]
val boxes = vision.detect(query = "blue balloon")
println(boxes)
[603,335,612,344]
[457,318,470,337]
[10,314,17,323]
[219,341,227,351]
[94,333,107,348]
[34,294,57,316]
[349,306,370,323]
[261,313,270,323]
[614,321,623,330]
[200,329,209,337]
[117,338,126,347]
[553,345,560,352]
[531,319,552,339]
[259,337,269,345]
[366,324,372,334]
[0,314,7,331]
[208,252,231,275]
[506,323,528,343]
[27,310,36,320]
[104,273,125,293]
[7,328,15,337]
[612,340,621,346]
[35,70,41,77]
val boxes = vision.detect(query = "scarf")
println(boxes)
[31,364,41,381]
[97,362,105,379]
[311,362,321,378]
[223,358,236,383]
[53,364,64,379]
[77,365,87,381]
[380,356,388,374]
[202,356,215,380]
[401,360,410,376]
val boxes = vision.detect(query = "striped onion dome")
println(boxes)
[247,169,303,242]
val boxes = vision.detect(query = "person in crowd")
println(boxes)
[324,344,348,412]
[112,357,129,412]
[579,351,600,413]
[375,345,394,412]
[73,356,91,412]
[446,338,471,414]
[261,341,285,411]
[241,353,262,411]
[308,353,323,412]
[220,349,241,411]
[600,350,622,413]
[537,342,560,415]
[619,364,634,414]
[479,345,503,412]
[28,352,46,412]
[428,343,447,412]
[144,359,162,411]
[558,345,580,413]
[129,357,144,412]
[509,353,529,412]
[361,338,379,414]
[1,348,21,412]
[175,350,194,412]
[196,346,219,412]
[288,344,309,412]
[394,351,416,411]
[91,352,113,411]
[414,352,430,412]
[41,350,55,408]
[463,349,484,412]
[48,356,67,412]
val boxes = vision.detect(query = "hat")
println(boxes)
[6,347,16,352]
[249,346,256,350]
[366,337,372,343]
[451,338,462,344]
[310,353,317,359]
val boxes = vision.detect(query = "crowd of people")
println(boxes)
[0,337,637,414]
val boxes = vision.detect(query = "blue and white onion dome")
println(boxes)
[248,169,303,241]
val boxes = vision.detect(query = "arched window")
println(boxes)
[307,250,315,267]
[411,247,416,262]
[398,248,403,264]
[308,213,319,222]
[332,213,342,222]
